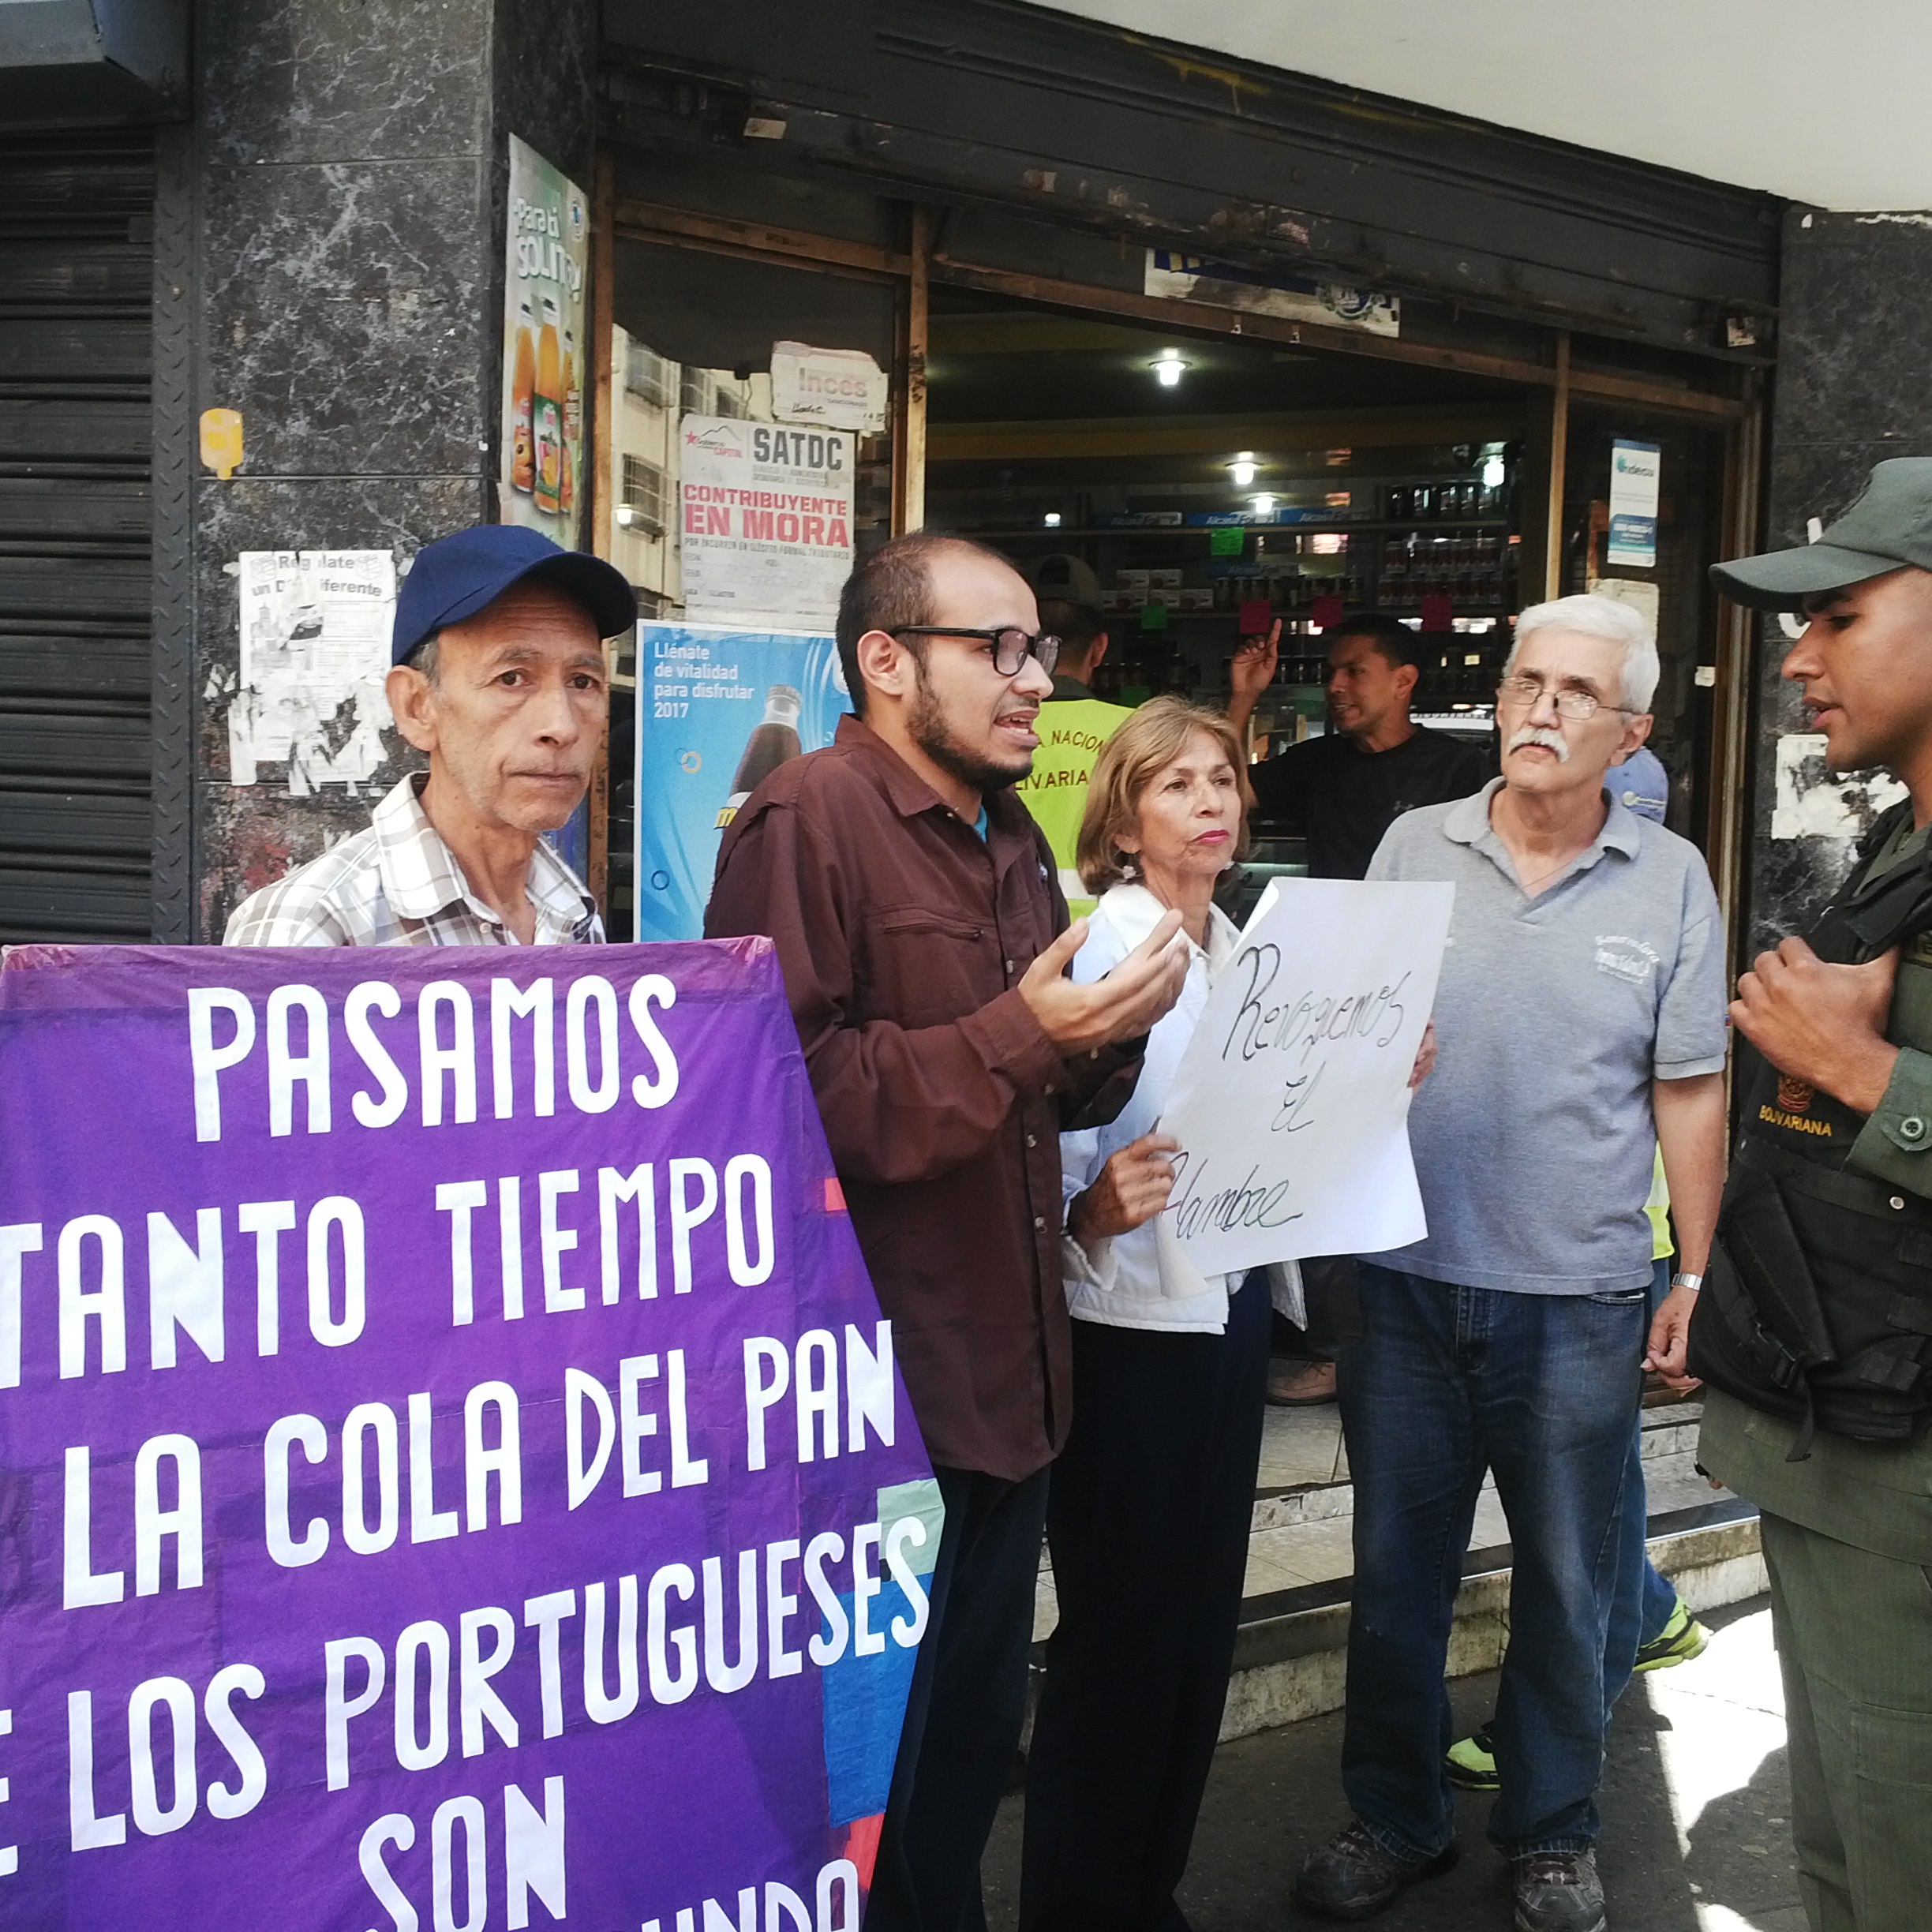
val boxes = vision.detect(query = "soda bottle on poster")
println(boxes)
[716,684,803,830]
[534,294,564,515]
[560,328,581,515]
[511,298,537,496]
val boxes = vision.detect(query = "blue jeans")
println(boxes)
[1602,1257,1682,1712]
[1339,1264,1646,1857]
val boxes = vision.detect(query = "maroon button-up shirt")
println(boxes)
[706,714,1137,1481]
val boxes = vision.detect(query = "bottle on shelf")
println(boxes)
[560,328,581,515]
[532,295,564,515]
[509,298,536,496]
[1383,538,1407,603]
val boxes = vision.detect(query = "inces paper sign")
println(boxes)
[770,343,887,436]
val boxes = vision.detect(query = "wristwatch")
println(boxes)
[1669,1271,1704,1293]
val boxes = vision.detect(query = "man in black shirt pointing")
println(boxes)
[1226,610,1490,879]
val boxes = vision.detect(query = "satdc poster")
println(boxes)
[634,623,852,942]
[677,417,855,631]
[500,136,589,543]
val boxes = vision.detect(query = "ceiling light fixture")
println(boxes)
[1481,455,1507,490]
[1151,348,1188,388]
[1043,511,1062,528]
[1227,452,1257,488]
[1250,494,1276,519]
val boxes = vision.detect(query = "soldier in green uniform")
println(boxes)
[1695,459,1932,1932]
[1013,554,1136,916]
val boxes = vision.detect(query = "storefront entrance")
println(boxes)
[590,0,1773,1658]
[593,182,1757,934]
[923,286,1523,887]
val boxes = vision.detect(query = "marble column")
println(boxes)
[1748,204,1932,952]
[154,0,595,939]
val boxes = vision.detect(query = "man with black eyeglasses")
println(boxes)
[1294,593,1728,1932]
[707,527,1188,1932]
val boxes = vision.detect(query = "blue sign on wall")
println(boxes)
[634,622,852,941]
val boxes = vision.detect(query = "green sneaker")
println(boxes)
[1444,1721,1498,1792]
[1633,1600,1710,1672]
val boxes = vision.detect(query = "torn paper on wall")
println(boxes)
[1586,575,1661,633]
[230,550,396,792]
[1144,249,1400,336]
[769,340,888,434]
[1771,732,1907,840]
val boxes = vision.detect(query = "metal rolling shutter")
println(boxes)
[0,128,153,943]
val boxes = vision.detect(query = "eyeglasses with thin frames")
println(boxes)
[890,626,1061,679]
[1496,673,1635,722]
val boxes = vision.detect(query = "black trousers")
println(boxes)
[1271,1255,1365,1365]
[867,1461,1052,1932]
[1019,1271,1272,1931]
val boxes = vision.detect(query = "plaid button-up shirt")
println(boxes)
[223,772,603,947]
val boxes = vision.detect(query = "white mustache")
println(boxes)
[1507,726,1571,764]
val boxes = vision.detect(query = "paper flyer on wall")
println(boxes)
[634,621,852,941]
[500,133,589,542]
[229,549,395,792]
[678,415,854,629]
[1606,438,1661,569]
[769,340,889,435]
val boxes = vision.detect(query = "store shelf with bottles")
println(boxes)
[974,518,1511,542]
[1091,541,1519,628]
[974,470,1516,549]
[1372,526,1520,609]
[1016,464,1524,627]
[1413,638,1503,741]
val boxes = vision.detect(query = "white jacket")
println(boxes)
[1060,883,1241,1333]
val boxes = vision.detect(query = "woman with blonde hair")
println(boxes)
[1018,695,1271,1931]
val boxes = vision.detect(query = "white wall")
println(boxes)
[1040,0,1932,211]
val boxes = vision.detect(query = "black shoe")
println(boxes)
[1293,1818,1458,1921]
[1511,1848,1607,1932]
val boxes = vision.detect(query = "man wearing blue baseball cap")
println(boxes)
[226,526,636,946]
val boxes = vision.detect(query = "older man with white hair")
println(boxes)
[1294,594,1729,1932]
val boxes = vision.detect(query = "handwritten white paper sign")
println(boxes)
[1159,877,1455,1275]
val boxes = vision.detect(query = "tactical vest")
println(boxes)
[1689,799,1932,1456]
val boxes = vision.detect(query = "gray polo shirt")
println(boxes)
[1365,778,1728,1295]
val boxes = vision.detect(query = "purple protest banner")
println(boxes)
[0,939,938,1932]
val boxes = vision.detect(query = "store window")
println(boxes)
[923,285,1530,884]
[592,190,1752,934]
[603,237,899,938]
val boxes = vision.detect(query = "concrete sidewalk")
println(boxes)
[983,1597,1803,1932]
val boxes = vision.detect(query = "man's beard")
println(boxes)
[907,666,1033,795]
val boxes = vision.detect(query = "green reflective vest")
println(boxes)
[1014,695,1136,918]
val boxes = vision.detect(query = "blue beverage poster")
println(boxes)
[634,620,852,940]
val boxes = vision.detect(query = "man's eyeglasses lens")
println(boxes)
[1496,675,1608,721]
[995,629,1059,676]
[893,626,1061,677]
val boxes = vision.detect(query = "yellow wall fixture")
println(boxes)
[199,408,244,479]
